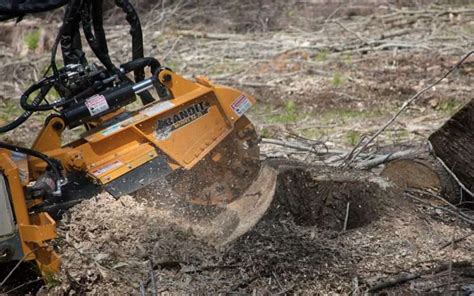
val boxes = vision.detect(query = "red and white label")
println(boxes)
[231,95,252,116]
[85,94,109,116]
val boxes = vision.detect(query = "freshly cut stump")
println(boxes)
[381,159,441,191]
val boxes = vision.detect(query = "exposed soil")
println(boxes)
[274,168,387,230]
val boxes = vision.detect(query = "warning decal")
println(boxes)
[231,94,252,116]
[85,94,109,116]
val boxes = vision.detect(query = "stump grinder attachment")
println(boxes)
[0,0,277,277]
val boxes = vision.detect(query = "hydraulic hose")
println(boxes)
[0,142,63,184]
[51,0,79,78]
[120,57,161,76]
[114,0,155,104]
[114,0,145,81]
[80,0,117,74]
[60,0,86,65]
[0,0,69,14]
[91,0,108,58]
[0,84,52,133]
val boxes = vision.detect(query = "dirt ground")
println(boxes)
[0,1,473,295]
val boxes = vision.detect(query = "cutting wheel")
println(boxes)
[136,116,277,246]
[167,116,261,206]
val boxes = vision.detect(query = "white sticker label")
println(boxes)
[85,94,109,116]
[231,95,252,116]
[92,160,123,177]
[142,101,175,117]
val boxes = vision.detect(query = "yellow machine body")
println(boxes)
[0,70,258,276]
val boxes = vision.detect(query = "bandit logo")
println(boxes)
[156,101,210,140]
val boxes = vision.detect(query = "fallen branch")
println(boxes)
[368,261,473,292]
[342,202,350,232]
[429,143,474,198]
[0,248,36,288]
[354,148,421,169]
[368,272,420,293]
[175,30,236,40]
[405,192,474,225]
[439,231,474,250]
[4,278,42,294]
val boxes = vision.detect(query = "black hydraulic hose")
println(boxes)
[120,57,161,76]
[0,0,68,14]
[114,0,145,81]
[0,142,63,183]
[60,0,86,65]
[80,0,116,74]
[114,0,155,104]
[51,0,79,78]
[91,0,108,58]
[0,14,20,21]
[1,84,52,132]
[20,78,67,112]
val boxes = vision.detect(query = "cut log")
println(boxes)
[429,99,474,197]
[381,159,441,191]
[381,158,458,203]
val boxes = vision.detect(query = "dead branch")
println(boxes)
[0,249,36,287]
[429,144,474,198]
[368,272,420,293]
[149,260,157,296]
[4,278,42,294]
[261,138,345,155]
[175,30,236,40]
[354,148,421,169]
[439,231,474,250]
[405,192,474,225]
[342,202,350,232]
[368,261,473,292]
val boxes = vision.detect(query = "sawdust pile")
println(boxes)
[47,167,474,294]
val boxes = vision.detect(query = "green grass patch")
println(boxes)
[345,130,361,146]
[331,72,344,87]
[0,100,22,121]
[342,53,353,65]
[438,100,461,116]
[315,48,330,62]
[267,100,301,123]
[298,127,327,140]
[163,59,182,71]
[24,29,41,51]
[260,127,273,138]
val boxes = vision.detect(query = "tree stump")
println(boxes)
[429,99,473,198]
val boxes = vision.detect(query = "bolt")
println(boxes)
[163,74,172,83]
[52,122,64,131]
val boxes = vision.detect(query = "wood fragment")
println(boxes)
[342,202,350,232]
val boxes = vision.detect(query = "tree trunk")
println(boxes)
[429,99,474,197]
